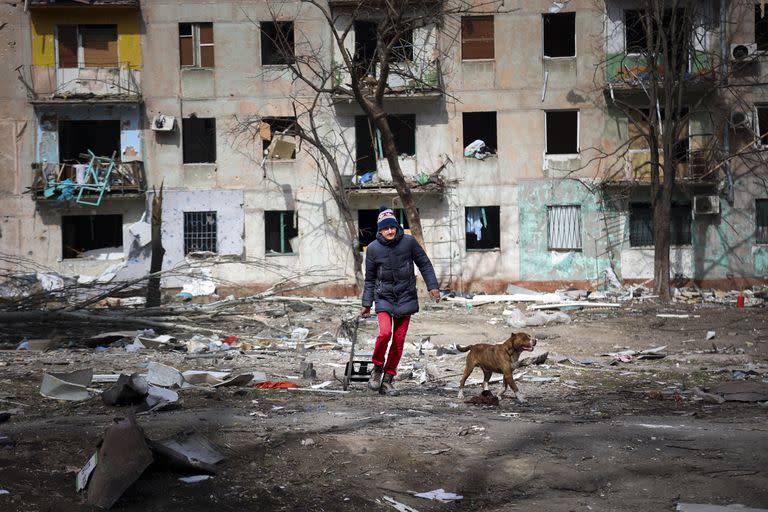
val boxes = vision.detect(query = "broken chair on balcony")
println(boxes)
[73,150,117,206]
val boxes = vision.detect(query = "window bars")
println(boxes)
[548,205,582,250]
[183,211,217,254]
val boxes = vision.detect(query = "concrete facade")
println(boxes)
[1,0,766,295]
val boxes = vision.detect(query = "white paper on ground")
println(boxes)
[413,488,463,501]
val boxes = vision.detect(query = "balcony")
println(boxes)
[19,64,141,104]
[343,171,447,196]
[30,158,146,205]
[606,150,719,184]
[333,59,442,99]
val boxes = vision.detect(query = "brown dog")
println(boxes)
[456,332,537,402]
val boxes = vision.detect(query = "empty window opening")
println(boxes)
[58,120,120,163]
[261,22,295,66]
[466,206,500,250]
[624,8,688,69]
[462,112,497,156]
[182,117,216,164]
[179,22,214,67]
[357,208,411,247]
[629,203,691,247]
[62,214,122,259]
[57,25,118,68]
[352,21,413,76]
[461,16,494,60]
[628,108,689,164]
[546,110,579,154]
[543,12,575,58]
[756,105,768,146]
[548,205,582,250]
[261,117,297,160]
[265,210,298,254]
[354,115,416,173]
[757,5,768,52]
[757,199,768,244]
[184,211,217,254]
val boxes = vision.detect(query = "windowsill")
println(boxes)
[262,158,296,164]
[462,58,495,63]
[266,252,297,257]
[181,66,215,70]
[548,248,582,252]
[543,55,576,60]
[545,153,580,158]
[183,162,216,165]
[628,245,692,249]
[262,63,295,68]
[463,154,498,160]
[466,248,500,253]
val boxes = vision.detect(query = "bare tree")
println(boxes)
[597,0,741,300]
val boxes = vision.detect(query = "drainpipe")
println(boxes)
[720,0,734,204]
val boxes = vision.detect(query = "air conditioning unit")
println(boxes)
[730,43,758,61]
[694,195,720,216]
[730,110,753,130]
[151,114,176,132]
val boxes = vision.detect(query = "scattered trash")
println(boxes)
[518,352,548,367]
[504,308,571,327]
[178,475,211,484]
[148,431,224,475]
[602,346,667,364]
[84,415,154,509]
[40,369,93,401]
[413,488,463,502]
[124,338,145,352]
[254,381,300,389]
[383,495,420,512]
[706,331,716,340]
[76,453,99,492]
[692,387,726,404]
[300,438,315,447]
[147,362,184,388]
[101,374,149,406]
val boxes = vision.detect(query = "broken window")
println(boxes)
[183,211,217,254]
[466,206,500,250]
[756,105,768,146]
[543,12,575,58]
[353,21,413,74]
[462,112,497,155]
[354,115,416,173]
[548,205,582,250]
[624,8,689,69]
[182,117,216,164]
[57,25,118,68]
[357,208,411,247]
[61,214,122,259]
[757,5,768,52]
[545,110,579,154]
[179,22,214,67]
[629,203,691,247]
[58,120,120,163]
[261,117,297,160]
[265,210,298,254]
[757,199,768,244]
[461,16,494,60]
[261,22,295,65]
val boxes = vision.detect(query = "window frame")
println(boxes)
[755,105,768,148]
[465,205,501,251]
[61,214,123,259]
[183,211,218,255]
[179,22,215,68]
[629,203,692,248]
[462,111,497,155]
[756,199,768,245]
[56,24,118,69]
[261,117,298,160]
[542,12,576,59]
[260,21,296,66]
[756,4,768,52]
[545,110,580,155]
[461,15,495,61]
[547,205,582,251]
[265,210,299,255]
[182,117,217,164]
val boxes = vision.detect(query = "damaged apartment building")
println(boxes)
[0,0,766,294]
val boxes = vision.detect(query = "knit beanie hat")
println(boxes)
[377,206,399,231]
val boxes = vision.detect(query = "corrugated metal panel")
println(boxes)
[548,205,582,250]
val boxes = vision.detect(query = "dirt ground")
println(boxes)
[1,298,767,512]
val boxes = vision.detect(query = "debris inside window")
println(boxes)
[62,214,123,259]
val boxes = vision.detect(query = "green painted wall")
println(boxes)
[518,180,614,281]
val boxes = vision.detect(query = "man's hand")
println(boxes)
[428,289,441,302]
[361,306,371,318]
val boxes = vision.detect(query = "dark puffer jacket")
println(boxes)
[362,227,439,317]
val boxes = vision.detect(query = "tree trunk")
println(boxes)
[146,186,165,308]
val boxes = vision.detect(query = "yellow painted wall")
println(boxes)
[31,8,141,68]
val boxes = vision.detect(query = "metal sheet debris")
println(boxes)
[40,369,93,401]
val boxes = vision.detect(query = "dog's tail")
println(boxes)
[456,345,471,352]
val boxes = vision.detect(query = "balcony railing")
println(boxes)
[610,150,719,183]
[19,64,141,103]
[30,158,146,204]
[29,0,140,8]
[333,59,443,98]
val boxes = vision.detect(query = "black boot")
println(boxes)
[379,373,400,396]
[368,365,383,391]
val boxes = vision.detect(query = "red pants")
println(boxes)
[372,312,411,376]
